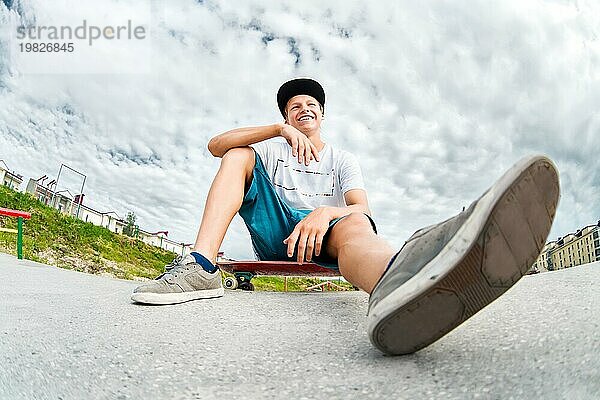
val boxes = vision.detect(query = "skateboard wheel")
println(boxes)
[224,277,238,290]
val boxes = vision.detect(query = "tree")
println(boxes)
[123,211,137,237]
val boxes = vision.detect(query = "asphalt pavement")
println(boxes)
[0,252,598,399]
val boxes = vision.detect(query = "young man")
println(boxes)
[132,78,560,356]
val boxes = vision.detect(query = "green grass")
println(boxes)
[249,276,355,291]
[0,185,353,291]
[0,185,174,280]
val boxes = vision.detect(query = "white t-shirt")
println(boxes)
[250,140,365,210]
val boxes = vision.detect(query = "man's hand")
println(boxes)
[279,123,320,166]
[283,207,332,264]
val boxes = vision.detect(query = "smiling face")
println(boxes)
[284,94,324,134]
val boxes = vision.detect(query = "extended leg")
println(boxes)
[192,147,255,263]
[365,155,559,355]
[326,157,560,357]
[324,213,396,293]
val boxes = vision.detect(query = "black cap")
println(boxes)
[277,78,325,118]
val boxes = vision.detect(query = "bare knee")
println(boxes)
[221,147,255,175]
[222,147,254,164]
[326,212,374,258]
[335,212,373,233]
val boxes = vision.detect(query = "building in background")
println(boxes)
[0,160,23,190]
[138,230,169,248]
[21,172,191,256]
[26,178,82,215]
[531,222,600,273]
[137,230,191,254]
[53,190,76,214]
[26,176,56,205]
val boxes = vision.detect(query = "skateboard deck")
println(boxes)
[216,260,341,291]
[217,260,340,277]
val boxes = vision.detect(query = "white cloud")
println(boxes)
[1,0,599,261]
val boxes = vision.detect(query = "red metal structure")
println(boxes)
[0,207,32,259]
[0,207,31,219]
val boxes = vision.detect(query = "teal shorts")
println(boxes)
[238,150,378,270]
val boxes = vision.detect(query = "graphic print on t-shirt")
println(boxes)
[272,158,335,197]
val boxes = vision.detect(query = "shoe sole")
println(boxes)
[368,155,560,355]
[131,287,224,305]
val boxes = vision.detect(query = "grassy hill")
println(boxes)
[0,185,353,291]
[0,185,174,280]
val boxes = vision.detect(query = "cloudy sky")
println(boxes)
[1,0,599,260]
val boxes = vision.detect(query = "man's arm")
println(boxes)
[324,189,371,219]
[207,124,283,158]
[208,124,321,165]
[283,189,372,263]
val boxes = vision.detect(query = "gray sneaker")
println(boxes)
[368,155,560,355]
[131,254,224,305]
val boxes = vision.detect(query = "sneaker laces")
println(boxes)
[165,255,184,272]
[155,255,187,280]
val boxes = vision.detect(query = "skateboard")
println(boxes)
[216,260,341,291]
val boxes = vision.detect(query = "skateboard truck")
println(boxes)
[223,272,255,291]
